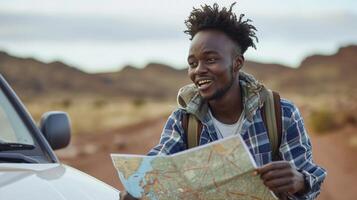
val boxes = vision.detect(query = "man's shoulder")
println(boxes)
[280,98,297,112]
[278,98,303,124]
[168,108,188,121]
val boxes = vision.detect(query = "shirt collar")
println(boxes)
[177,71,269,123]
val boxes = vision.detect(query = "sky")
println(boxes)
[0,0,356,73]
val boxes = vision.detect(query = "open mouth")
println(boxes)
[197,79,213,90]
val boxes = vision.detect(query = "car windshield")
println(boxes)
[0,89,34,145]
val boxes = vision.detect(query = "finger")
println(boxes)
[261,168,293,181]
[264,177,292,189]
[272,184,296,194]
[279,193,289,200]
[121,191,140,200]
[257,161,291,174]
[274,192,288,200]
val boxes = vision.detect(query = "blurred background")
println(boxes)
[0,0,356,199]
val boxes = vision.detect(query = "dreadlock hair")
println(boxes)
[184,2,258,55]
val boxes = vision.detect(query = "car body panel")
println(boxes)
[0,163,120,200]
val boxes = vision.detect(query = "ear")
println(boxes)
[233,55,244,73]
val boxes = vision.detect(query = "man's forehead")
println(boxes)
[189,30,236,54]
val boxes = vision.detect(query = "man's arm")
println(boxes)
[258,99,326,199]
[147,109,186,156]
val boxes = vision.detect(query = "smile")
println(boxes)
[197,79,213,90]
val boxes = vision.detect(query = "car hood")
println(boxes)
[0,163,120,200]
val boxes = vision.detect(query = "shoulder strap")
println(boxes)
[183,90,282,154]
[261,90,282,161]
[182,113,202,149]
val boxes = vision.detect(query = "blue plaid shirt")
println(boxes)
[148,72,326,200]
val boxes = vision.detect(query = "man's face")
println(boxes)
[187,30,241,101]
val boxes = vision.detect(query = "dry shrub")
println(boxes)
[132,98,146,108]
[60,98,72,108]
[309,108,357,134]
[337,112,357,126]
[309,109,337,133]
[93,99,107,108]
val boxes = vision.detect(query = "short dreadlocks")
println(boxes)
[184,2,258,54]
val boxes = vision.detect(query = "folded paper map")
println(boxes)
[111,135,277,200]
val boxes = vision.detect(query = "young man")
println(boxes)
[121,3,326,200]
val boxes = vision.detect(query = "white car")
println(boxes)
[0,75,120,200]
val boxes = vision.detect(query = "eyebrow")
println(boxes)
[202,50,219,55]
[188,50,220,60]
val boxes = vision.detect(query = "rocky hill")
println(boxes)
[96,63,188,99]
[0,52,111,98]
[0,45,356,100]
[278,45,357,94]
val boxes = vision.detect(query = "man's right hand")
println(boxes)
[120,191,140,200]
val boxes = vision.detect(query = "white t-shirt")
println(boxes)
[209,109,245,139]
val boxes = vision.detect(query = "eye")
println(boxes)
[207,58,216,63]
[188,61,198,68]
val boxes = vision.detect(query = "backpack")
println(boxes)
[182,89,282,161]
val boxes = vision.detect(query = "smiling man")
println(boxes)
[121,3,326,200]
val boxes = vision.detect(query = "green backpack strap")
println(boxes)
[262,90,282,161]
[182,113,202,149]
[182,90,282,156]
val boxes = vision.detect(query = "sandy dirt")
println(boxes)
[310,126,357,200]
[57,116,357,200]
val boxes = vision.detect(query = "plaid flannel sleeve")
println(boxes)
[280,99,327,200]
[147,109,186,156]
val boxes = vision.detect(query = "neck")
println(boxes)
[208,78,243,124]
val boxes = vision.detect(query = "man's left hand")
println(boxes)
[256,161,307,197]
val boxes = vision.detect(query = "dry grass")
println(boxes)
[308,108,357,134]
[24,97,176,135]
[23,92,357,136]
[284,93,357,134]
[309,109,337,133]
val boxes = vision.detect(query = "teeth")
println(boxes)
[198,80,211,86]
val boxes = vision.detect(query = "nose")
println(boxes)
[195,61,208,74]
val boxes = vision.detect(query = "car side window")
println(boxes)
[0,89,34,145]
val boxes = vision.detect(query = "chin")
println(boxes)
[199,91,215,101]
[198,91,210,100]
